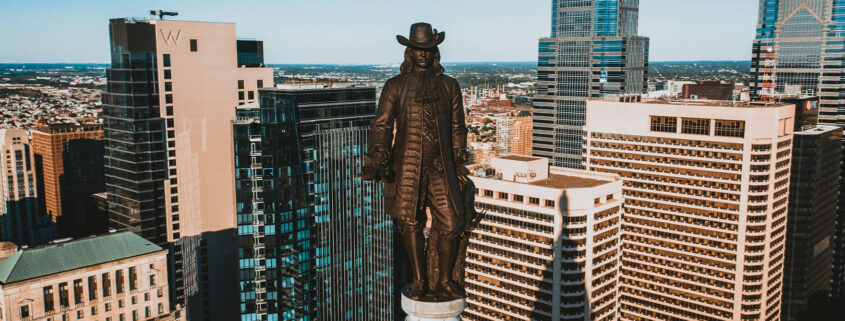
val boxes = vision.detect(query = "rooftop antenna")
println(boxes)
[150,10,179,20]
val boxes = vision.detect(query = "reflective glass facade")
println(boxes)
[534,0,648,169]
[103,19,168,245]
[234,87,392,321]
[749,0,845,301]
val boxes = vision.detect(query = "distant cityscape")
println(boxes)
[0,0,842,321]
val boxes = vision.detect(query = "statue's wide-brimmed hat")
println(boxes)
[397,22,445,49]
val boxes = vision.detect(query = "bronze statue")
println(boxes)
[362,22,477,301]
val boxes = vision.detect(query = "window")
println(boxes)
[498,192,508,199]
[105,303,111,311]
[44,286,54,311]
[144,293,150,301]
[166,106,173,116]
[133,310,139,321]
[157,289,164,298]
[545,200,555,207]
[145,306,151,318]
[88,276,97,300]
[158,303,164,314]
[59,282,69,307]
[164,82,172,92]
[513,194,524,202]
[650,116,677,133]
[190,39,197,52]
[483,190,493,197]
[162,54,171,67]
[681,118,711,135]
[167,119,174,128]
[238,91,245,100]
[118,299,124,308]
[163,70,171,79]
[529,197,540,205]
[73,279,83,305]
[257,79,263,88]
[238,80,244,89]
[606,194,614,201]
[20,305,29,318]
[102,273,111,297]
[91,306,97,316]
[77,310,83,319]
[131,296,137,304]
[715,119,746,137]
[594,197,601,205]
[248,91,255,100]
[149,274,156,286]
[165,94,173,104]
[116,270,124,294]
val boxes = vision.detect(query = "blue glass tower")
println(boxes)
[533,0,649,169]
[750,0,845,305]
[233,87,393,321]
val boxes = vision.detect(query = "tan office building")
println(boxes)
[583,99,795,321]
[463,156,623,321]
[0,231,173,321]
[0,129,55,246]
[31,124,103,222]
[104,18,273,320]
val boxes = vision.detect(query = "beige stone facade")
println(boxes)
[0,244,171,321]
[583,99,795,321]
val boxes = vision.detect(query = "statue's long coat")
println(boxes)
[367,72,468,222]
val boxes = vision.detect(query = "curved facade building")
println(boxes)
[463,155,623,321]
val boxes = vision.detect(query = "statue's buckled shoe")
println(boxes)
[436,280,465,300]
[406,279,427,300]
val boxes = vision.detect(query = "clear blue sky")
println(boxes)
[0,0,759,64]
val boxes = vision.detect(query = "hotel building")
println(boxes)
[0,231,173,321]
[583,99,795,320]
[463,155,623,321]
[104,17,272,320]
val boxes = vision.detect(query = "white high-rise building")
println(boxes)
[583,99,795,321]
[463,155,623,321]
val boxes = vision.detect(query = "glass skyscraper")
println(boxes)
[750,0,845,300]
[233,86,393,321]
[533,0,649,169]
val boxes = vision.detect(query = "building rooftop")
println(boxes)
[597,96,790,108]
[0,231,163,284]
[796,125,841,135]
[527,173,610,189]
[498,155,541,162]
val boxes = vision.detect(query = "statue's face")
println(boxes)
[411,47,436,69]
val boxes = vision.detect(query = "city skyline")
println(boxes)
[0,0,757,64]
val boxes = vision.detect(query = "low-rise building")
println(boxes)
[0,231,174,321]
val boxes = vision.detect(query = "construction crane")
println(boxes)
[150,10,178,20]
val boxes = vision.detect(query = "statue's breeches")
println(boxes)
[395,167,465,239]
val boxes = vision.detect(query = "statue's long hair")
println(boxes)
[400,46,444,76]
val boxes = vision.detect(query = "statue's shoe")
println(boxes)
[434,280,466,301]
[405,280,427,300]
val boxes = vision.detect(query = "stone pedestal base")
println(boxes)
[401,291,465,321]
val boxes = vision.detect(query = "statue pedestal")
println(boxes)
[400,291,465,321]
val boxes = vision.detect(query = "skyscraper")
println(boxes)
[104,17,272,320]
[233,86,393,321]
[0,129,55,246]
[31,123,105,237]
[463,156,623,321]
[583,98,795,320]
[782,125,841,321]
[749,0,845,299]
[533,0,649,169]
